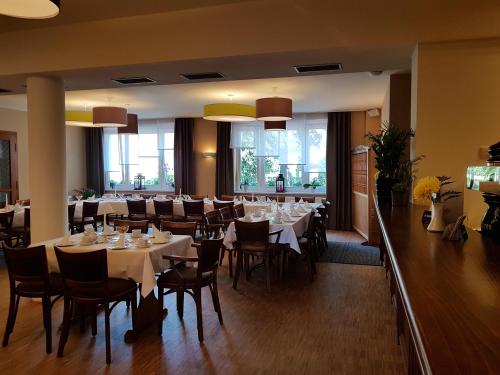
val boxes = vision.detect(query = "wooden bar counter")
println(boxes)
[375,200,500,375]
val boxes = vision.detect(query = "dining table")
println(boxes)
[34,231,195,341]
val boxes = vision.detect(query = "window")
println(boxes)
[103,119,175,190]
[231,113,327,193]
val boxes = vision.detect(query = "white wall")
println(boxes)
[0,108,86,198]
[411,39,500,225]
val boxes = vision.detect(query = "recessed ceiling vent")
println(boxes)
[294,63,342,74]
[181,72,225,80]
[0,88,12,94]
[112,77,156,85]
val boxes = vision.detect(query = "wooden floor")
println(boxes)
[0,231,404,375]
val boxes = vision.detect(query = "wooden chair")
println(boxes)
[216,206,235,277]
[233,203,245,219]
[189,194,207,200]
[126,199,147,221]
[316,203,329,253]
[240,195,254,201]
[213,200,234,211]
[298,212,318,282]
[160,220,197,241]
[15,199,30,206]
[220,194,235,201]
[204,210,225,239]
[0,210,15,248]
[153,199,175,228]
[67,204,76,232]
[73,201,100,232]
[113,219,149,233]
[157,238,224,341]
[233,220,283,292]
[140,193,156,199]
[182,200,205,237]
[11,207,30,247]
[295,196,315,203]
[219,205,234,228]
[54,248,138,364]
[2,245,64,353]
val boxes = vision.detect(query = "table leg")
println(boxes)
[124,292,168,342]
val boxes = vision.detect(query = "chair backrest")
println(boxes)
[24,207,31,230]
[235,220,269,246]
[0,210,14,230]
[153,199,174,217]
[266,195,285,203]
[160,220,197,240]
[190,194,207,200]
[82,201,100,218]
[219,206,234,221]
[233,203,245,218]
[182,200,204,217]
[127,199,146,215]
[54,247,108,290]
[213,201,234,210]
[220,194,235,201]
[114,219,149,233]
[68,204,76,224]
[204,210,222,226]
[2,245,50,288]
[15,199,30,206]
[141,193,156,199]
[197,238,223,273]
[295,196,315,203]
[240,195,254,201]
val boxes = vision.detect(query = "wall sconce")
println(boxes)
[202,152,217,158]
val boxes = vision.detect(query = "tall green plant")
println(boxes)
[366,122,415,179]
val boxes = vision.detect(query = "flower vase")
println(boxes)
[427,202,445,232]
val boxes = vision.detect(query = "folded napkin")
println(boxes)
[297,205,307,213]
[304,201,311,208]
[266,197,272,202]
[89,195,96,200]
[102,224,113,235]
[152,225,162,238]
[299,198,304,204]
[115,234,126,248]
[14,203,22,212]
[157,194,166,200]
[242,196,247,202]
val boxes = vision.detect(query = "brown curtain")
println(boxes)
[85,127,105,195]
[174,118,195,195]
[326,112,352,230]
[215,121,233,198]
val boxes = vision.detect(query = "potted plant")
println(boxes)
[366,122,415,204]
[303,179,321,190]
[72,188,97,200]
[240,180,249,192]
[391,155,424,206]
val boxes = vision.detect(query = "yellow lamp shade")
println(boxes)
[65,111,94,127]
[203,103,256,122]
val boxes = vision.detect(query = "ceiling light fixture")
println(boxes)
[264,120,286,131]
[0,0,60,19]
[118,113,139,134]
[203,94,255,122]
[93,106,128,127]
[65,111,94,127]
[256,88,292,121]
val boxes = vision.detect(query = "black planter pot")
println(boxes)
[391,189,409,206]
[376,177,398,204]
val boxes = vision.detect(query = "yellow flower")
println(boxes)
[413,176,441,204]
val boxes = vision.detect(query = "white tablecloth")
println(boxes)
[36,233,194,297]
[223,211,311,253]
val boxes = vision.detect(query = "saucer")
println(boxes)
[56,241,76,247]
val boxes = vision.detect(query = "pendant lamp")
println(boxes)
[93,106,127,128]
[256,97,292,121]
[65,111,93,127]
[0,0,60,19]
[118,113,139,134]
[264,120,286,131]
[203,103,256,122]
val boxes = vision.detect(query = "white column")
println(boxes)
[27,76,67,243]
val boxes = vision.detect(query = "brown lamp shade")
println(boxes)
[264,121,286,131]
[118,113,139,134]
[256,97,292,121]
[92,106,127,127]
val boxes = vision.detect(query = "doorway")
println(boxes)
[0,131,18,206]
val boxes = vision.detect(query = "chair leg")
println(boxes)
[194,288,203,342]
[57,296,72,357]
[130,289,137,332]
[244,253,250,281]
[212,277,223,324]
[176,289,184,320]
[228,250,233,278]
[2,291,18,347]
[265,253,271,292]
[158,286,164,336]
[91,306,97,337]
[42,296,52,353]
[79,303,85,333]
[104,303,111,364]
[219,247,225,265]
[232,250,242,289]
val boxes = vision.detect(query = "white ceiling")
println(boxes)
[0,72,389,118]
